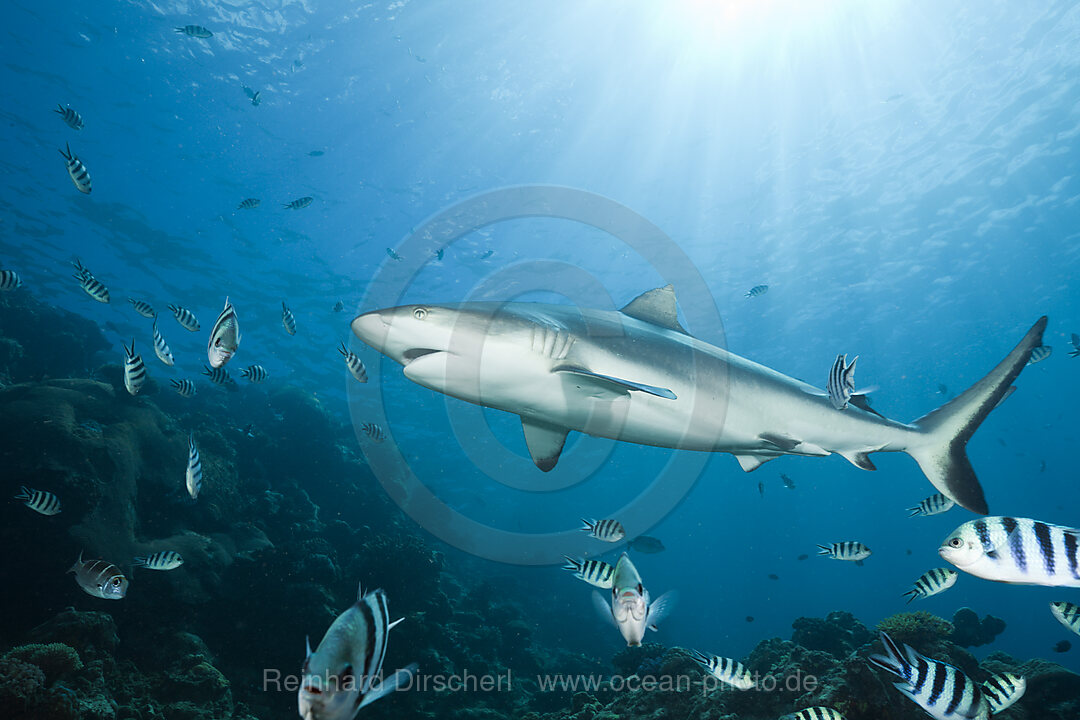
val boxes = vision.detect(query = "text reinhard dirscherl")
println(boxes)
[263,668,818,695]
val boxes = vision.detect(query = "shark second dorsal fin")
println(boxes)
[620,285,688,334]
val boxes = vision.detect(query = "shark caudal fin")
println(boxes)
[905,316,1047,515]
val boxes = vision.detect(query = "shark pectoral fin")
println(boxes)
[619,285,688,334]
[521,418,569,472]
[838,450,877,471]
[735,454,774,471]
[591,591,617,628]
[554,366,677,400]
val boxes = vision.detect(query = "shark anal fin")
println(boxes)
[554,366,677,400]
[839,450,877,471]
[521,418,569,472]
[735,453,774,472]
[620,285,688,334]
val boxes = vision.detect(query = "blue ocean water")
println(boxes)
[3,0,1080,716]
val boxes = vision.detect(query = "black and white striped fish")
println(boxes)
[54,104,84,130]
[338,342,368,383]
[151,321,174,366]
[237,197,260,210]
[361,422,385,442]
[689,650,755,690]
[298,584,417,718]
[745,284,768,298]
[186,433,202,500]
[171,378,197,397]
[13,486,61,515]
[1051,601,1080,636]
[133,551,184,571]
[283,196,313,209]
[903,568,958,603]
[202,365,236,388]
[908,493,955,517]
[175,24,212,38]
[780,708,846,720]
[817,541,871,563]
[207,297,240,368]
[128,298,156,318]
[72,260,109,303]
[169,304,200,331]
[826,354,858,410]
[123,340,148,396]
[281,301,296,335]
[1069,333,1080,358]
[868,631,989,720]
[562,556,615,589]
[939,516,1080,587]
[0,270,22,291]
[581,518,626,543]
[69,551,128,600]
[240,364,268,383]
[59,142,92,194]
[981,672,1025,714]
[1028,344,1052,364]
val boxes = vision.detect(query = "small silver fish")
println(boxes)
[175,25,213,38]
[69,551,128,599]
[781,473,795,489]
[202,365,236,388]
[14,486,61,515]
[72,260,109,302]
[171,378,197,397]
[592,553,675,647]
[1068,333,1080,358]
[54,104,84,130]
[940,516,1080,587]
[745,284,768,298]
[0,270,22,291]
[386,247,403,261]
[562,557,615,589]
[241,364,268,383]
[128,298,156,318]
[332,300,345,313]
[59,142,92,194]
[689,651,755,690]
[628,535,665,554]
[123,340,148,396]
[1028,345,1052,364]
[283,196,313,210]
[242,86,261,106]
[282,301,297,335]
[339,342,368,383]
[186,433,202,500]
[981,672,1025,714]
[903,568,958,603]
[361,422,385,442]
[581,518,626,542]
[152,321,175,366]
[207,297,240,368]
[908,493,955,517]
[869,632,989,720]
[817,541,871,562]
[237,198,260,210]
[1051,601,1080,637]
[169,303,200,331]
[133,551,184,571]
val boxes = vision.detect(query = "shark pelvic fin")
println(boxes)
[555,366,677,400]
[620,285,688,334]
[735,453,774,471]
[521,418,569,472]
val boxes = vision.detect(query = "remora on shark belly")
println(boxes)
[352,285,1046,515]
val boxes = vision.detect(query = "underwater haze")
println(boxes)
[2,1,1080,719]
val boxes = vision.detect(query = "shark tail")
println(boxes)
[905,316,1047,515]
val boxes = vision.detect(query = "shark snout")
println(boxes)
[351,311,391,352]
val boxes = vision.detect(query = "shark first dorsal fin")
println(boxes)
[521,417,570,472]
[620,285,688,334]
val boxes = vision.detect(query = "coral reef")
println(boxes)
[951,607,1007,648]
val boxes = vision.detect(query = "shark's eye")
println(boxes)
[949,538,963,548]
[413,307,428,320]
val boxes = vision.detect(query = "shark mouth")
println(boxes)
[402,348,442,363]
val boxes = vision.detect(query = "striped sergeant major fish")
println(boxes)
[386,247,403,261]
[207,297,240,368]
[868,631,990,720]
[826,354,857,410]
[284,196,313,210]
[237,197,260,210]
[175,24,212,38]
[282,301,297,335]
[123,340,148,396]
[59,142,92,194]
[1069,333,1080,358]
[171,378,196,397]
[69,551,129,600]
[133,551,184,571]
[54,104,84,130]
[981,672,1025,714]
[940,516,1080,587]
[1027,344,1052,364]
[908,493,955,517]
[338,342,368,383]
[817,541,871,563]
[745,284,768,298]
[169,304,201,331]
[562,556,614,589]
[1051,601,1080,637]
[72,259,109,303]
[240,364,268,383]
[14,486,61,515]
[298,584,417,719]
[202,365,237,388]
[186,433,202,500]
[780,708,845,720]
[688,650,755,690]
[361,422,385,443]
[903,568,958,603]
[591,553,676,647]
[128,298,156,318]
[0,270,22,291]
[580,518,626,543]
[152,321,174,366]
